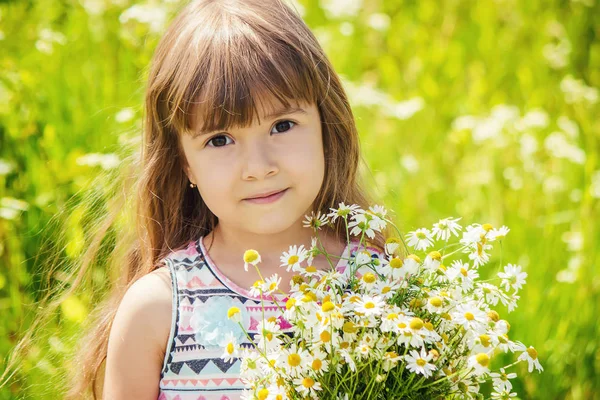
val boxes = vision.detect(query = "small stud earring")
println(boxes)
[189,183,196,188]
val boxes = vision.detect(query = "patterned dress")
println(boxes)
[157,235,384,400]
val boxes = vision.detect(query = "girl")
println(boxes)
[58,0,394,398]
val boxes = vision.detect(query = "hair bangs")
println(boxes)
[168,13,321,137]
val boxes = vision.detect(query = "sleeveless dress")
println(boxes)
[157,235,384,400]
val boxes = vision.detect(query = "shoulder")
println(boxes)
[119,267,173,349]
[109,268,173,364]
[103,267,173,398]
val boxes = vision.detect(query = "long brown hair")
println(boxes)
[0,0,396,398]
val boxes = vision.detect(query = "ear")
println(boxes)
[182,162,196,186]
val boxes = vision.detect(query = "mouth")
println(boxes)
[243,188,289,203]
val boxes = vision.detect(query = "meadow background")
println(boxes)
[1,0,599,398]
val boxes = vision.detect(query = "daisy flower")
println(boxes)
[355,295,386,317]
[489,225,510,241]
[405,228,434,251]
[307,348,330,375]
[489,367,517,392]
[404,347,437,378]
[517,345,543,373]
[280,244,308,272]
[452,302,488,333]
[279,344,311,378]
[327,202,360,222]
[446,260,479,291]
[292,375,323,398]
[263,274,281,295]
[498,263,527,292]
[382,350,402,371]
[243,249,261,272]
[491,387,518,399]
[431,217,463,241]
[425,295,446,314]
[348,212,382,239]
[303,210,329,231]
[384,236,402,256]
[219,332,239,363]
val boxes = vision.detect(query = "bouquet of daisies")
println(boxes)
[220,204,543,400]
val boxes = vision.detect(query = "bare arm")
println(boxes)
[103,269,172,399]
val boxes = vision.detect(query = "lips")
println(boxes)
[245,188,287,200]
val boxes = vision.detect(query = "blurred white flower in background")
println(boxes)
[0,159,13,175]
[367,13,391,32]
[115,107,135,123]
[556,115,579,139]
[543,131,586,165]
[320,0,362,19]
[0,197,29,220]
[76,153,120,170]
[35,28,67,54]
[120,3,167,33]
[561,229,583,252]
[343,79,425,121]
[401,154,420,174]
[515,109,549,131]
[560,75,599,105]
[339,22,354,36]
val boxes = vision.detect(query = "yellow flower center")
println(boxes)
[482,223,493,231]
[302,377,315,388]
[428,251,442,261]
[382,286,391,293]
[424,322,434,331]
[389,257,403,269]
[227,307,241,319]
[364,301,375,309]
[257,388,269,400]
[287,255,299,265]
[465,312,475,321]
[305,265,317,273]
[320,330,331,343]
[460,268,468,277]
[488,310,500,322]
[386,237,401,244]
[479,334,491,347]
[429,297,443,307]
[226,342,234,354]
[409,318,424,330]
[386,313,398,320]
[397,322,407,329]
[288,353,301,367]
[243,249,260,264]
[285,298,296,310]
[527,347,538,360]
[475,353,490,367]
[343,321,357,333]
[363,272,376,284]
[416,358,427,367]
[312,358,322,370]
[385,351,398,358]
[321,301,335,312]
[441,313,452,320]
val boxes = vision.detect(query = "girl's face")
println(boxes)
[180,98,325,235]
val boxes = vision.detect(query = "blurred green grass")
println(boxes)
[0,0,598,398]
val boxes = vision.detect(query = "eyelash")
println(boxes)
[205,120,297,148]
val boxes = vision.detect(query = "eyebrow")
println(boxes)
[192,106,307,139]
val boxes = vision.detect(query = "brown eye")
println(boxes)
[206,135,233,148]
[271,120,296,134]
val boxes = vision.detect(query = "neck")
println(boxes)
[204,219,343,269]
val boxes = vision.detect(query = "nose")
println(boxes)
[241,140,279,180]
